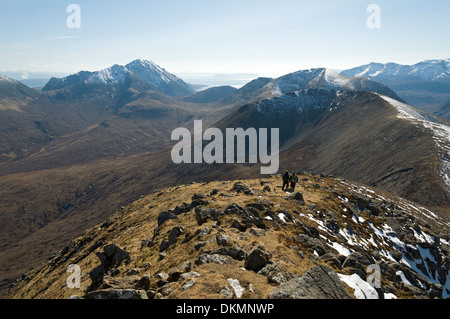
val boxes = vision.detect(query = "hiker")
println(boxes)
[282,170,290,191]
[290,171,298,191]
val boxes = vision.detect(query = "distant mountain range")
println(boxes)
[341,59,450,117]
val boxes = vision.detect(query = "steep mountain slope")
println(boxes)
[7,175,449,299]
[341,59,450,116]
[215,90,450,216]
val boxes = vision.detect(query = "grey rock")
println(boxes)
[84,289,148,299]
[158,211,177,226]
[99,275,140,290]
[159,239,169,252]
[195,208,225,226]
[205,246,248,261]
[232,182,254,195]
[135,274,151,291]
[258,262,295,285]
[159,282,176,296]
[220,286,234,299]
[268,265,352,299]
[297,234,328,256]
[195,253,234,265]
[146,289,157,299]
[245,245,272,270]
[231,219,247,232]
[216,232,232,246]
[392,250,403,262]
[182,279,196,290]
[194,239,214,251]
[168,261,192,282]
[126,268,140,276]
[180,271,201,281]
[168,226,184,246]
[319,253,342,270]
[293,192,305,202]
[250,228,266,236]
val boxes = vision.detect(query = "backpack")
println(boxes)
[291,175,298,183]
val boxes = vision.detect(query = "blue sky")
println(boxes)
[1,0,449,80]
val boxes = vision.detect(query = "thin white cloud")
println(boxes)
[44,36,80,41]
[389,11,450,20]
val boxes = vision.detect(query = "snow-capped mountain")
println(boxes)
[273,68,403,101]
[125,59,194,97]
[42,65,133,92]
[43,59,194,97]
[341,59,450,83]
[219,68,403,107]
[341,59,450,116]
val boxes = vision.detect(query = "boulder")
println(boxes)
[216,232,232,246]
[232,182,254,195]
[195,253,234,265]
[293,192,305,202]
[392,250,403,262]
[158,211,177,226]
[245,245,272,270]
[297,234,328,256]
[205,246,247,261]
[195,208,224,226]
[99,275,140,290]
[84,289,148,299]
[168,261,192,282]
[168,226,184,246]
[258,262,295,285]
[341,252,375,279]
[268,265,352,299]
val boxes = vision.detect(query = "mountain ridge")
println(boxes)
[7,175,449,299]
[341,59,450,118]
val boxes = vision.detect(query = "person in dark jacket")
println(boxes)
[290,171,298,191]
[282,170,290,191]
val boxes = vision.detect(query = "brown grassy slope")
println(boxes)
[7,174,449,299]
[0,149,256,296]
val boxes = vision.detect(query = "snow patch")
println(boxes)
[227,278,245,298]
[338,273,396,299]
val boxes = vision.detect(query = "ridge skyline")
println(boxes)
[2,57,449,91]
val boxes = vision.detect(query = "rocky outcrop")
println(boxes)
[269,265,352,299]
